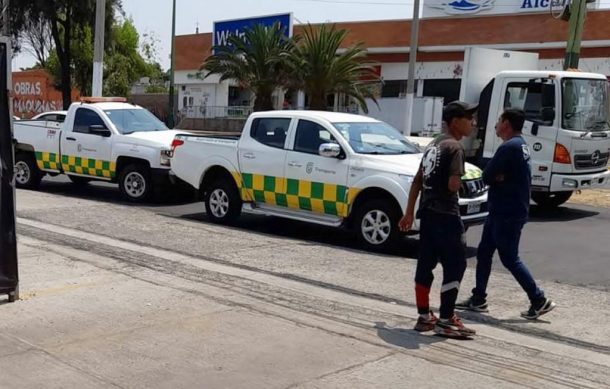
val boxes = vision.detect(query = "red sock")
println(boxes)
[415,283,431,314]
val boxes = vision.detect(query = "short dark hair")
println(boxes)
[443,100,478,124]
[501,108,526,132]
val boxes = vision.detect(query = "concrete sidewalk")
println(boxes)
[0,229,609,388]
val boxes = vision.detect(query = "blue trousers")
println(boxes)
[473,216,544,302]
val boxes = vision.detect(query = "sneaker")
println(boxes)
[414,311,438,332]
[434,314,476,338]
[455,296,489,312]
[521,298,556,320]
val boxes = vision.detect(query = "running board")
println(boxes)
[242,203,343,227]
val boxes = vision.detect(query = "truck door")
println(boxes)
[60,107,115,180]
[499,79,557,187]
[237,117,289,205]
[283,119,349,218]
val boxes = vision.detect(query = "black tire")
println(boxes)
[203,178,242,224]
[352,199,402,251]
[531,191,573,209]
[118,163,153,202]
[15,152,43,189]
[68,175,91,185]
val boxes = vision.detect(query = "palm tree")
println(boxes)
[201,22,293,111]
[287,24,380,113]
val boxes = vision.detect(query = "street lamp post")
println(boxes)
[92,0,106,97]
[404,0,421,135]
[168,0,176,128]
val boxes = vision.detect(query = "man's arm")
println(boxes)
[448,146,465,193]
[482,145,509,185]
[399,167,423,232]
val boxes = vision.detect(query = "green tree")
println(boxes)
[287,24,380,112]
[201,22,293,111]
[11,0,122,108]
[103,18,149,96]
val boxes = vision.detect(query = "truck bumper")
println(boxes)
[548,169,610,192]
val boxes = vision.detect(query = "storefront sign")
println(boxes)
[213,13,293,50]
[423,0,598,18]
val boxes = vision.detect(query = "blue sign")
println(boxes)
[213,13,293,50]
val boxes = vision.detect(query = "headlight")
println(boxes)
[160,149,172,167]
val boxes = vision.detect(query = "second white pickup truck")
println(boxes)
[14,97,186,202]
[170,111,488,250]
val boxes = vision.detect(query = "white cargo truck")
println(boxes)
[459,47,610,208]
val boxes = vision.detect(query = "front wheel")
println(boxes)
[531,191,573,209]
[203,179,242,224]
[118,164,152,202]
[353,199,401,251]
[15,153,43,189]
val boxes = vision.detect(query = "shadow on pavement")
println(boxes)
[374,322,449,349]
[529,204,599,222]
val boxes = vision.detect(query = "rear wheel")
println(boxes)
[531,191,573,209]
[203,178,242,224]
[118,164,152,202]
[353,199,401,251]
[15,153,43,189]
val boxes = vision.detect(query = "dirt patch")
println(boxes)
[568,188,610,208]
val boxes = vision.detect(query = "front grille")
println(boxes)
[574,151,609,170]
[460,178,487,199]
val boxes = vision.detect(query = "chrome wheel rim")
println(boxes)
[361,209,391,245]
[209,189,229,218]
[124,172,146,198]
[15,161,31,185]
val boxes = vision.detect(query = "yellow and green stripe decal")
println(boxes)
[236,172,351,217]
[35,151,61,171]
[462,167,483,180]
[60,155,116,178]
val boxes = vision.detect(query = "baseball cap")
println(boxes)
[442,100,478,123]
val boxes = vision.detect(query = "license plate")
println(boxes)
[466,202,482,214]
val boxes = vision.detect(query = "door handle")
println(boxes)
[243,153,255,159]
[66,137,76,141]
[288,161,303,167]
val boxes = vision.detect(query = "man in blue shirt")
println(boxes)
[457,108,555,320]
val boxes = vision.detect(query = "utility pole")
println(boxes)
[168,0,176,128]
[404,0,420,135]
[0,0,19,303]
[563,0,588,70]
[92,0,106,96]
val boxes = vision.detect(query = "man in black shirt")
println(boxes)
[399,101,477,338]
[457,109,555,320]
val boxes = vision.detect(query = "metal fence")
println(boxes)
[180,105,253,119]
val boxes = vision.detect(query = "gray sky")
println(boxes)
[13,0,413,71]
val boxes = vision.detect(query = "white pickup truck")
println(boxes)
[170,111,488,250]
[14,97,186,202]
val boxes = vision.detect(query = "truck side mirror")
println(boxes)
[89,124,111,137]
[319,143,342,158]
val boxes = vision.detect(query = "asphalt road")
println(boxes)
[34,175,610,291]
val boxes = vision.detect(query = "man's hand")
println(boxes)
[399,213,414,232]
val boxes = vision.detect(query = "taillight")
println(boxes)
[553,143,571,164]
[171,138,184,152]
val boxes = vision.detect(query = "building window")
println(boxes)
[381,80,408,98]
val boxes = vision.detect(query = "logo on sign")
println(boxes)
[426,0,495,15]
[533,142,542,152]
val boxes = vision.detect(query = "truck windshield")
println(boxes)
[104,109,169,134]
[562,78,609,132]
[332,122,420,155]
